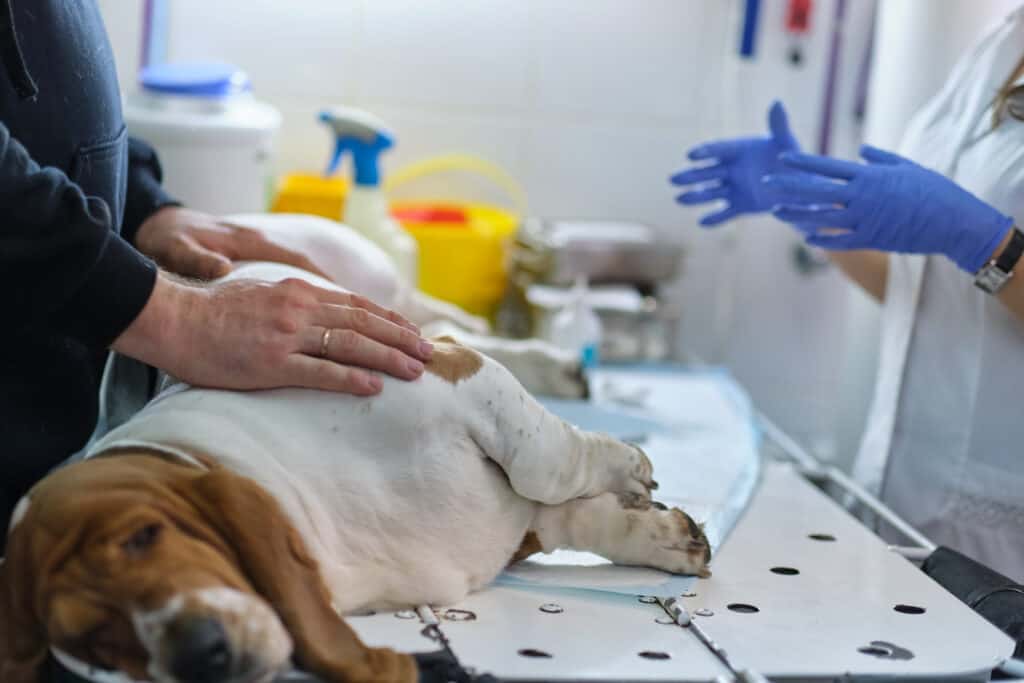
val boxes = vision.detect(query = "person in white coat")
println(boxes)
[671,8,1024,580]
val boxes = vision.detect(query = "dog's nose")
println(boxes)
[169,617,233,683]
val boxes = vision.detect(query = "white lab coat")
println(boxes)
[854,8,1024,580]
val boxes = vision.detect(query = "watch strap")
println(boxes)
[994,225,1024,274]
[975,226,1024,294]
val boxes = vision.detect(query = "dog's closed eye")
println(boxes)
[122,523,163,557]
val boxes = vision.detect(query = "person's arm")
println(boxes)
[0,122,157,348]
[112,272,434,396]
[766,146,1017,314]
[828,251,888,302]
[0,122,432,395]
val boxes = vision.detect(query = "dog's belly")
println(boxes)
[91,374,537,612]
[316,444,537,612]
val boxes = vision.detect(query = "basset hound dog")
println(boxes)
[0,219,711,683]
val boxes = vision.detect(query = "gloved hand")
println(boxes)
[670,100,800,226]
[764,145,1014,272]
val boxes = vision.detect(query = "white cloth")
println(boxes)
[854,8,1024,580]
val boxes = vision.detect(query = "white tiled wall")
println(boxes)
[96,0,882,465]
[152,0,729,238]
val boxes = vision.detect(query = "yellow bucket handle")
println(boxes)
[384,153,528,219]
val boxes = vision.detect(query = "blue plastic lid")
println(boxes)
[139,62,251,98]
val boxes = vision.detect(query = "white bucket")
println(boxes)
[124,65,281,215]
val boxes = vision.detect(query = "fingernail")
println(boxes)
[407,359,424,375]
[367,376,383,392]
[418,340,434,357]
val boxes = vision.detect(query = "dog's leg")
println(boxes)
[459,348,653,505]
[526,494,712,577]
[425,321,587,399]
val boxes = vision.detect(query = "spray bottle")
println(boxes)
[318,106,418,284]
[549,276,603,368]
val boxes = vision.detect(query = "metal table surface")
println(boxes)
[345,461,1014,682]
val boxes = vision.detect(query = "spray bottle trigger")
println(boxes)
[325,137,348,177]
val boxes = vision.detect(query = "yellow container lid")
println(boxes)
[270,173,347,219]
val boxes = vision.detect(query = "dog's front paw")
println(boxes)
[606,444,657,506]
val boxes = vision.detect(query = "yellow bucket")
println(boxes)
[387,155,525,317]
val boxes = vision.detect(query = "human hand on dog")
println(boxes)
[113,274,433,395]
[135,206,330,281]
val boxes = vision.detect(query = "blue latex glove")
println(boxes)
[764,145,1014,272]
[670,100,800,226]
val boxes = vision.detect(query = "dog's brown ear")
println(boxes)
[1,518,48,683]
[183,468,417,683]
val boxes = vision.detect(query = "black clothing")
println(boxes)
[0,0,177,537]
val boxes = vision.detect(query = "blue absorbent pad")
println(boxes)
[496,365,762,597]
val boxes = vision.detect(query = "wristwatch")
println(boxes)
[975,226,1024,294]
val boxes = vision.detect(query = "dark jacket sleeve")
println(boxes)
[121,136,182,246]
[1,121,157,348]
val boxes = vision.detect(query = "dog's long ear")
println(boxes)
[1,515,48,683]
[182,468,417,683]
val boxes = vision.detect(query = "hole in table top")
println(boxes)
[518,649,552,659]
[857,640,914,660]
[443,609,477,621]
[893,604,926,615]
[727,603,760,614]
[808,533,836,542]
[770,566,800,575]
[638,651,671,660]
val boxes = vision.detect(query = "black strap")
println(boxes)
[921,546,1024,660]
[995,226,1024,274]
[0,0,38,100]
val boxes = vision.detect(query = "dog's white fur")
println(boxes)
[227,213,586,399]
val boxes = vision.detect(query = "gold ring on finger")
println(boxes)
[320,328,333,358]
